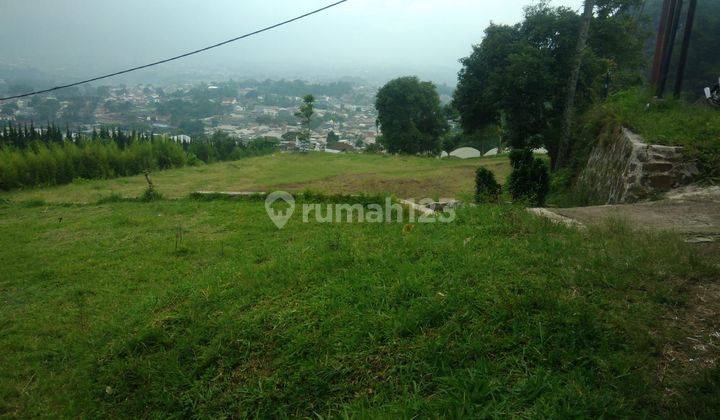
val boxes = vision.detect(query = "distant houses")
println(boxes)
[171,134,191,142]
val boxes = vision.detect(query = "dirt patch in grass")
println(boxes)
[659,280,720,385]
[271,173,457,199]
[654,241,720,415]
[271,165,493,199]
[660,242,720,378]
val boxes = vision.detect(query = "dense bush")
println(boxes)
[474,167,501,203]
[507,148,550,206]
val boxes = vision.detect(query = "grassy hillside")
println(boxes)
[576,88,720,181]
[0,153,510,204]
[1,196,719,417]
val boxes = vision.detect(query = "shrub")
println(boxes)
[508,148,550,206]
[139,186,163,202]
[474,167,501,203]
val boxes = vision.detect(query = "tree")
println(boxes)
[295,95,315,153]
[475,167,501,203]
[453,2,644,168]
[555,0,595,171]
[375,76,447,154]
[326,131,340,144]
[507,149,550,206]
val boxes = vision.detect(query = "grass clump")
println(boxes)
[139,187,163,202]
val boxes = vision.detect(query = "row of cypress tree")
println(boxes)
[0,124,278,191]
[0,138,187,190]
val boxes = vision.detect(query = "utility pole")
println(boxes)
[651,0,672,85]
[656,0,684,98]
[554,0,594,171]
[674,0,698,97]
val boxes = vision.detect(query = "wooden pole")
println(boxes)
[651,0,672,85]
[673,0,698,97]
[656,0,683,98]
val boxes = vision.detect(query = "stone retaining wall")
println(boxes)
[577,127,699,204]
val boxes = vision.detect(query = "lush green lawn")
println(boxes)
[1,197,718,417]
[0,153,511,204]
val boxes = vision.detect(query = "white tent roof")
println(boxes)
[450,147,481,159]
[484,148,499,157]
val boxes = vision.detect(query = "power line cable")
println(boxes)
[0,0,349,101]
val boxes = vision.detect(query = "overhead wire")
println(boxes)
[0,0,349,101]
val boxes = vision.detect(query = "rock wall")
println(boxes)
[577,127,699,204]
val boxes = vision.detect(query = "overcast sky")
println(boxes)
[0,0,584,85]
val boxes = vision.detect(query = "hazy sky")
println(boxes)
[0,0,584,85]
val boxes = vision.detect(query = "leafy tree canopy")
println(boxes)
[453,1,645,165]
[375,76,448,155]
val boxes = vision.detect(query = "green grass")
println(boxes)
[600,88,720,179]
[0,153,511,204]
[607,88,720,147]
[1,197,718,417]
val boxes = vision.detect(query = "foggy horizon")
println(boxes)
[1,0,584,87]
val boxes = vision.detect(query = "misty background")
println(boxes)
[0,0,584,87]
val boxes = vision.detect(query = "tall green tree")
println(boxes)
[295,95,315,152]
[375,76,447,154]
[453,1,645,168]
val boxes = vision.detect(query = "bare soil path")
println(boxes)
[534,186,720,241]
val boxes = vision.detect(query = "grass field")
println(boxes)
[1,154,719,417]
[0,153,510,204]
